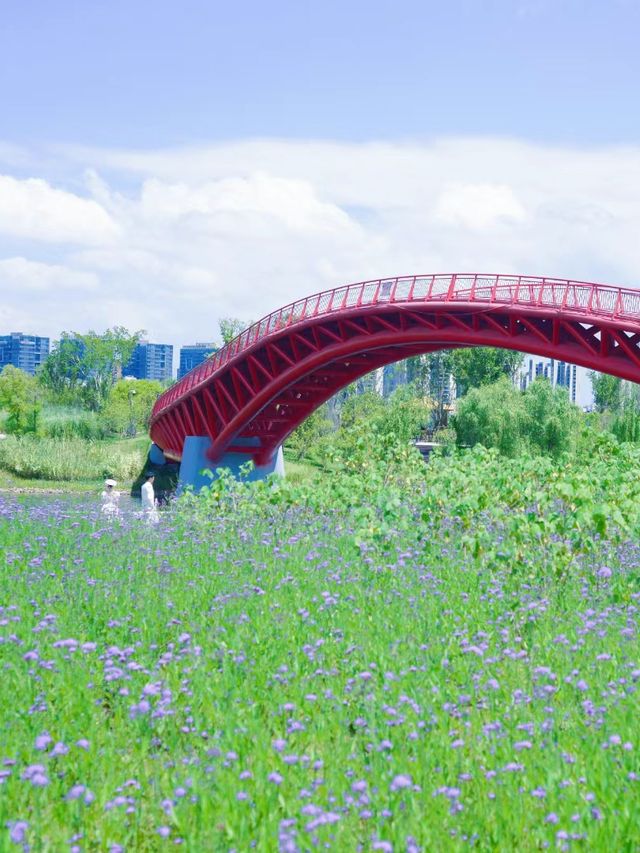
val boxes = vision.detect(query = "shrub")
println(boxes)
[102,379,163,436]
[0,365,42,434]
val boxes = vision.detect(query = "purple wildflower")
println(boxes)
[8,821,29,844]
[34,733,52,751]
[390,774,413,792]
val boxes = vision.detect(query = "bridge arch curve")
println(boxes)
[151,274,640,465]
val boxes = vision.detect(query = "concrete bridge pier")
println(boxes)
[177,436,284,493]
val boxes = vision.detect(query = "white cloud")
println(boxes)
[2,135,640,358]
[433,182,527,230]
[138,173,356,234]
[0,257,99,292]
[0,258,101,337]
[0,174,119,244]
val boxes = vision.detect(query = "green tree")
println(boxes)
[286,386,431,467]
[591,372,622,412]
[219,317,249,345]
[611,405,640,443]
[453,376,582,458]
[450,347,524,395]
[38,334,86,401]
[423,351,454,429]
[0,365,42,434]
[80,327,144,410]
[452,377,526,456]
[371,386,432,447]
[285,404,334,461]
[41,327,143,411]
[339,390,386,430]
[103,379,163,436]
[522,377,581,457]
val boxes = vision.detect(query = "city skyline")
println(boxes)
[0,324,596,409]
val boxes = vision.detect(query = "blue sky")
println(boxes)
[2,0,638,146]
[1,0,640,364]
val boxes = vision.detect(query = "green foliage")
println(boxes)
[284,404,333,461]
[522,375,582,456]
[368,385,432,448]
[431,426,456,453]
[0,365,42,434]
[39,327,143,411]
[450,346,524,394]
[102,379,163,436]
[219,317,249,344]
[37,333,86,401]
[3,431,640,846]
[80,326,144,410]
[403,352,453,428]
[189,418,640,567]
[0,435,148,481]
[611,404,640,443]
[453,376,582,457]
[41,406,110,440]
[591,371,622,412]
[292,387,432,469]
[451,376,526,455]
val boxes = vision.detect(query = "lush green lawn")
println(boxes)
[1,445,640,849]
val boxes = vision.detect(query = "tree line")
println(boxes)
[1,325,634,460]
[0,318,248,439]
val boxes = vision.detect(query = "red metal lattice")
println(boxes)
[150,273,640,463]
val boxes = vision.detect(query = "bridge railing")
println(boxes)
[154,273,640,413]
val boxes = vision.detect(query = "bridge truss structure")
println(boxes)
[150,273,640,464]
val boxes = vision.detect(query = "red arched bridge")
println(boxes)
[150,273,640,466]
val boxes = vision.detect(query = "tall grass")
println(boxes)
[40,405,111,440]
[0,435,148,481]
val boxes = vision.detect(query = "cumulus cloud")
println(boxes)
[0,258,101,336]
[138,173,356,234]
[0,257,99,291]
[0,174,118,244]
[2,136,640,355]
[433,183,527,230]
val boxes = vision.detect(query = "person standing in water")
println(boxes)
[141,472,159,523]
[101,478,121,518]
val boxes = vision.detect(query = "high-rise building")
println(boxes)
[178,343,216,378]
[123,342,173,382]
[0,332,50,375]
[518,355,590,407]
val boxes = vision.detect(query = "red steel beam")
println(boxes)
[150,274,640,461]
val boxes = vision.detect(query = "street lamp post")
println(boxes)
[127,387,137,437]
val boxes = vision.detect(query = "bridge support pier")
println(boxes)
[177,436,285,493]
[149,443,167,466]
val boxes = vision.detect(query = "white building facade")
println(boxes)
[517,356,594,409]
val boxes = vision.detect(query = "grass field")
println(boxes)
[1,444,640,849]
[0,435,150,486]
[0,440,315,492]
